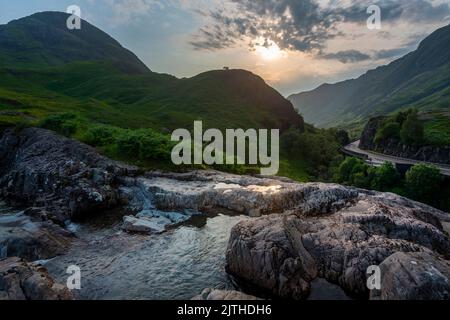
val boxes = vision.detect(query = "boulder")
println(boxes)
[0,128,138,222]
[122,216,166,234]
[192,288,260,300]
[226,188,450,300]
[0,212,73,261]
[371,251,450,300]
[0,257,73,300]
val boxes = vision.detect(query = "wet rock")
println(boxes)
[371,252,450,300]
[226,189,450,300]
[0,212,73,261]
[192,288,260,300]
[120,172,358,217]
[122,216,166,234]
[0,128,137,222]
[0,257,73,300]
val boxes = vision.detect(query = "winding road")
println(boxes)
[343,141,450,177]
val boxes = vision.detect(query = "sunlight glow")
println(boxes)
[255,40,283,61]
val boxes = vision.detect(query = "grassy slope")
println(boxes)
[0,62,311,181]
[0,62,301,130]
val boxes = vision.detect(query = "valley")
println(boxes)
[0,10,449,302]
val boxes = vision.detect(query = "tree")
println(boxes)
[335,129,350,146]
[400,109,424,145]
[405,164,443,204]
[375,122,401,144]
[371,162,400,191]
[337,157,371,188]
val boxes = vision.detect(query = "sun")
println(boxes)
[255,40,283,61]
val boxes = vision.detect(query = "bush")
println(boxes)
[335,129,350,146]
[282,129,340,167]
[82,125,117,147]
[375,122,401,144]
[400,109,424,145]
[38,113,79,137]
[115,129,173,161]
[337,157,372,188]
[405,164,443,204]
[370,162,400,191]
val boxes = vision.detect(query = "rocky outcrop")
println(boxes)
[193,288,260,300]
[0,257,73,300]
[0,128,138,223]
[371,252,450,300]
[0,211,73,261]
[226,189,450,300]
[360,116,450,165]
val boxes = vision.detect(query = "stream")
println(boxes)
[1,202,350,300]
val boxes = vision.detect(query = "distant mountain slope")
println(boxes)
[0,12,303,131]
[289,23,450,128]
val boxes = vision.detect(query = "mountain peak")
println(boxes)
[0,11,149,74]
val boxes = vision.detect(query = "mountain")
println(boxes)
[0,11,149,74]
[0,11,303,131]
[289,23,450,128]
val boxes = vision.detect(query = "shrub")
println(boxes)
[375,122,401,144]
[370,162,400,191]
[400,109,424,145]
[38,113,79,137]
[405,164,443,204]
[115,129,172,161]
[82,125,117,147]
[337,157,370,185]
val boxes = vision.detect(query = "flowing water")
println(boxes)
[44,211,248,300]
[1,201,350,300]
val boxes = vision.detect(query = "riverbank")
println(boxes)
[1,128,450,300]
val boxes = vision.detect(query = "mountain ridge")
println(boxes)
[0,11,303,132]
[289,23,450,128]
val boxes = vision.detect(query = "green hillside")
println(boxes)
[0,11,318,180]
[0,12,303,132]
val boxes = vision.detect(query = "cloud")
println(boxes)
[321,50,371,63]
[190,0,450,60]
[373,47,411,60]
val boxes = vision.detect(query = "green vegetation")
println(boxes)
[400,109,424,145]
[423,115,450,146]
[334,158,449,211]
[281,125,345,181]
[405,164,443,205]
[375,122,400,144]
[372,109,450,147]
[374,109,425,146]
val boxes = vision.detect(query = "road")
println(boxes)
[343,140,450,177]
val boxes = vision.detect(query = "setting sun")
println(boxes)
[255,40,283,60]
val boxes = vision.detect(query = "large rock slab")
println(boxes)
[225,188,450,300]
[0,212,73,261]
[0,257,73,300]
[0,128,137,222]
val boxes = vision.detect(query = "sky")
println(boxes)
[1,0,450,96]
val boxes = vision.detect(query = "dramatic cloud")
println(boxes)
[190,0,450,62]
